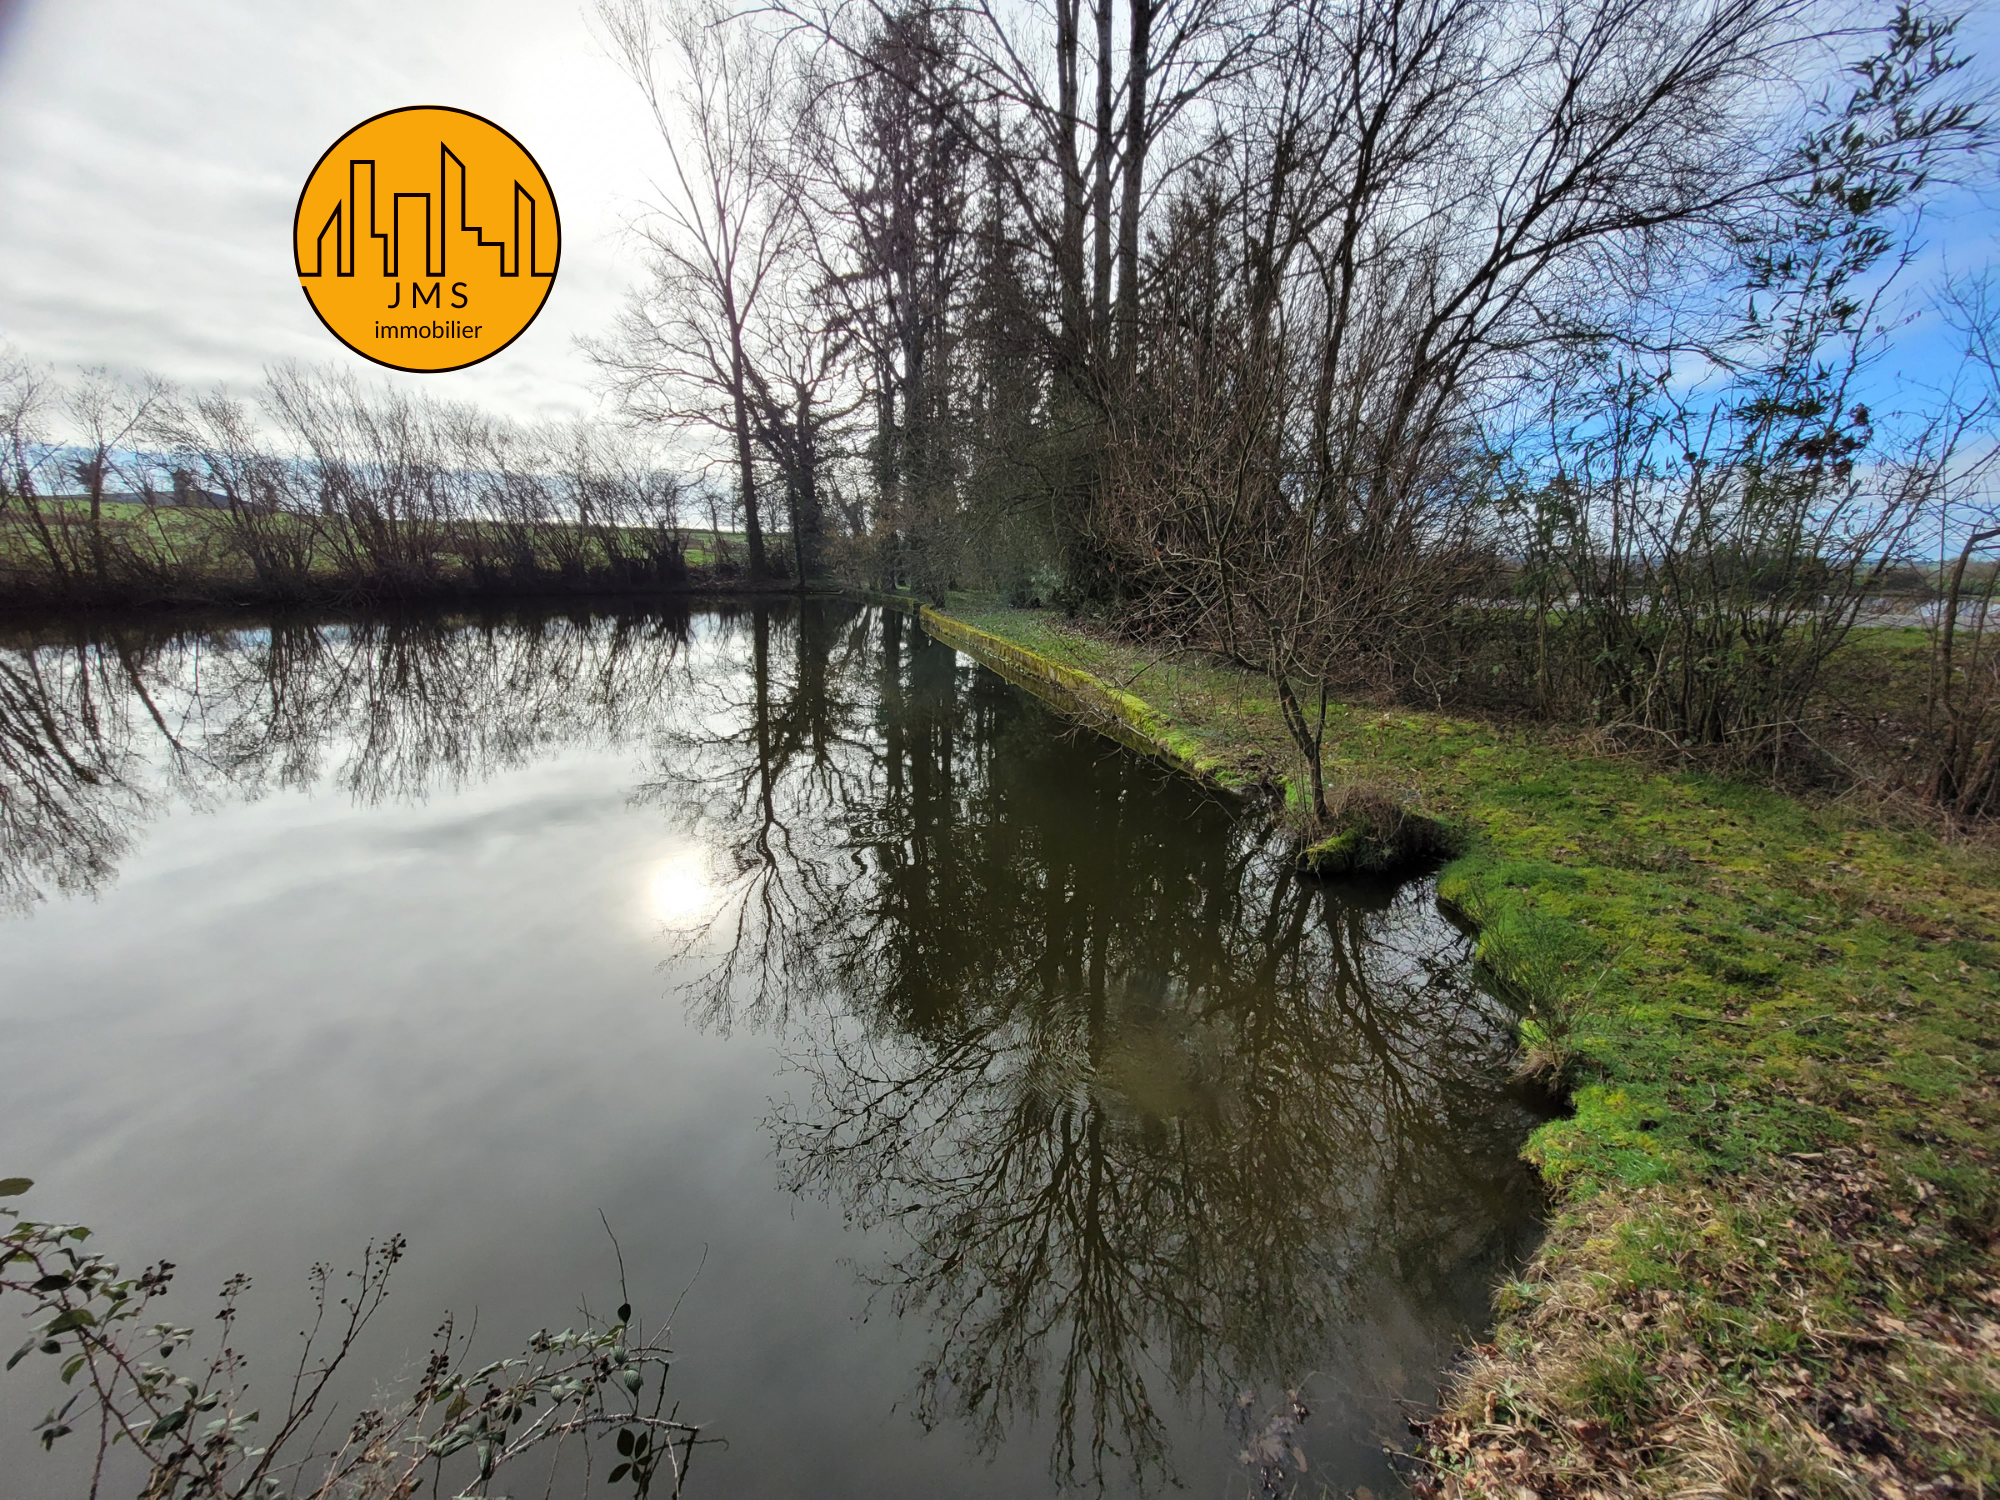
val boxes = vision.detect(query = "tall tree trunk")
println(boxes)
[731,336,768,579]
[874,356,899,586]
[1114,0,1151,370]
[1056,0,1088,383]
[85,453,108,588]
[1091,0,1115,364]
[795,388,822,587]
[733,384,768,580]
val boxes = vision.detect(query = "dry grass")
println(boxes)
[1421,1151,2000,1499]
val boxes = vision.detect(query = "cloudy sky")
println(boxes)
[0,0,664,425]
[0,0,1994,433]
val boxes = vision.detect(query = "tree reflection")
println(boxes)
[0,641,145,911]
[637,602,893,1029]
[650,604,1540,1487]
[0,599,1539,1491]
[0,607,695,910]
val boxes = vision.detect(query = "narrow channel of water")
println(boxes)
[0,600,1542,1498]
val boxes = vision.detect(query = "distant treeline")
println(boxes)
[0,359,806,608]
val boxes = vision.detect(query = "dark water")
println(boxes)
[0,600,1542,1498]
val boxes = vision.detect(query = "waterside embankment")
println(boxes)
[889,591,2000,1498]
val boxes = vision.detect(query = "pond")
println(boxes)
[0,599,1544,1498]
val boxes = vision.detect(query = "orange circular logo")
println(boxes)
[293,106,560,372]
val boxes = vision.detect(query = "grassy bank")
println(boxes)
[919,595,1999,1497]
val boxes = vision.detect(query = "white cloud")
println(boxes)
[0,0,667,424]
[1,0,1991,428]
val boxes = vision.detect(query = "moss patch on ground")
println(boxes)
[930,595,2000,1497]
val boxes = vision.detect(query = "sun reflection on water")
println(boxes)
[648,849,714,923]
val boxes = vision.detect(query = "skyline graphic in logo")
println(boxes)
[294,106,559,373]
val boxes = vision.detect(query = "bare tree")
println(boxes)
[742,300,859,587]
[263,362,461,591]
[152,384,323,598]
[0,348,74,591]
[65,366,170,590]
[1495,4,1991,767]
[762,0,1268,591]
[0,357,173,596]
[594,0,814,582]
[1092,0,1987,821]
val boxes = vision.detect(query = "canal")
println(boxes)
[0,599,1543,1497]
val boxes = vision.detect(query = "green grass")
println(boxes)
[933,594,2000,1495]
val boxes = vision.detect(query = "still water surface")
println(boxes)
[0,600,1541,1498]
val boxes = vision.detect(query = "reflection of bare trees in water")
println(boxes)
[647,604,1541,1487]
[190,610,694,806]
[1,599,1542,1488]
[635,602,901,1030]
[780,877,1536,1488]
[0,646,144,911]
[0,607,696,911]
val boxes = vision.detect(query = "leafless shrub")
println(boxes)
[0,360,693,607]
[1491,5,1989,773]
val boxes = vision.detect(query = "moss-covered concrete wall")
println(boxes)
[907,603,1254,801]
